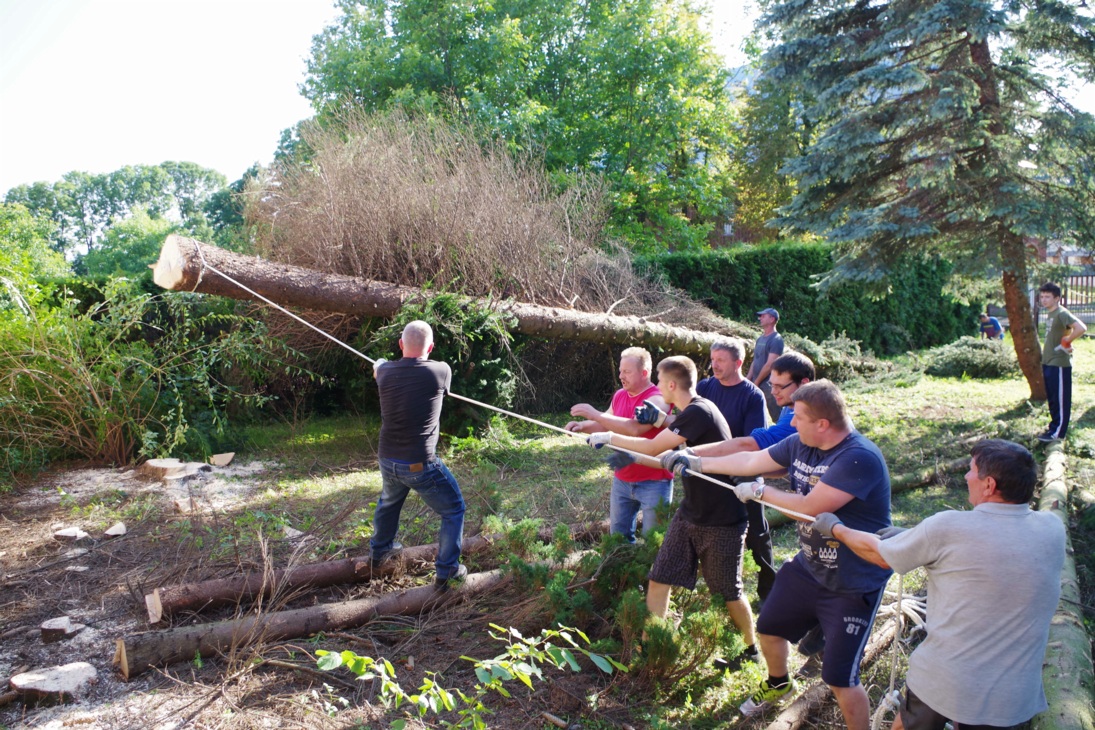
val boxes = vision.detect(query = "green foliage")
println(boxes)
[77,207,177,277]
[0,203,70,297]
[317,624,625,728]
[921,336,1020,379]
[302,0,737,251]
[636,608,730,689]
[0,278,310,479]
[5,161,227,256]
[638,241,981,354]
[361,294,523,433]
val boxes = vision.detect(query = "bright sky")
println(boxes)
[1,1,1089,196]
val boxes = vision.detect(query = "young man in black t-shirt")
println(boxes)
[587,356,756,656]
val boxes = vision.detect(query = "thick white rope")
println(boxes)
[186,242,815,523]
[871,570,907,730]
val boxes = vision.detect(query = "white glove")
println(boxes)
[372,357,388,377]
[732,479,765,503]
[587,432,612,449]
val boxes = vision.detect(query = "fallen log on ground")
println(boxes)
[765,618,899,730]
[145,536,493,624]
[767,457,967,530]
[152,235,748,355]
[146,522,608,623]
[1033,443,1095,730]
[117,568,508,680]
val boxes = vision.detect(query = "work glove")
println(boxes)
[732,479,765,503]
[876,525,908,540]
[634,399,668,427]
[660,448,699,476]
[812,512,843,539]
[587,432,612,449]
[1055,337,1073,354]
[372,358,387,376]
[605,451,636,470]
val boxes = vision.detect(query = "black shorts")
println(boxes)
[900,687,1026,730]
[755,558,884,687]
[648,511,747,601]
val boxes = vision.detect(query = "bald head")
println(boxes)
[400,320,434,358]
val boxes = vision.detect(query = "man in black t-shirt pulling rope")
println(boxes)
[371,320,468,589]
[587,356,758,659]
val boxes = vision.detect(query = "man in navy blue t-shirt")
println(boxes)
[662,380,891,729]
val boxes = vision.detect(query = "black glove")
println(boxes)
[606,451,636,471]
[634,399,668,427]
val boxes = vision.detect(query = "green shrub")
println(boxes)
[637,242,980,353]
[922,336,1020,379]
[0,278,309,480]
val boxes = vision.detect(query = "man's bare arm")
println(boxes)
[831,523,891,569]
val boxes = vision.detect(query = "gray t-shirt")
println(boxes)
[748,331,785,385]
[878,503,1065,726]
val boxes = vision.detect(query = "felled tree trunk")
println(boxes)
[1033,444,1095,730]
[116,569,507,680]
[146,522,608,623]
[146,537,490,624]
[152,235,740,355]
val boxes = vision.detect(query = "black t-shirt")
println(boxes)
[668,397,747,527]
[376,358,451,461]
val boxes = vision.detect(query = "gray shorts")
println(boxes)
[648,511,747,600]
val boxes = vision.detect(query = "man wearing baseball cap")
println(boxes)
[748,308,784,421]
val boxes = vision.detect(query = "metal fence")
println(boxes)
[1034,275,1095,326]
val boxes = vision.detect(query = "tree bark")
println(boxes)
[145,536,495,624]
[152,235,745,355]
[1033,443,1095,730]
[145,522,608,623]
[1001,232,1046,401]
[116,568,508,680]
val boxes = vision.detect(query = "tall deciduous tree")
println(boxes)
[302,0,736,251]
[762,0,1095,399]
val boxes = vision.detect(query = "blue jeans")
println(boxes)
[371,457,466,578]
[610,476,673,543]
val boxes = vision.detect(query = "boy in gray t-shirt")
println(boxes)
[813,439,1065,729]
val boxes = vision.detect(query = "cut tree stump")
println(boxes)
[40,617,85,643]
[117,568,508,679]
[9,662,97,703]
[137,458,185,479]
[52,527,89,542]
[151,235,749,356]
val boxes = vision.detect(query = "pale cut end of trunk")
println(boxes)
[113,639,131,681]
[145,590,163,625]
[152,234,188,290]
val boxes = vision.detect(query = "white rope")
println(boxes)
[187,242,815,524]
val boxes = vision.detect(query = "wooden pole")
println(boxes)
[117,569,508,680]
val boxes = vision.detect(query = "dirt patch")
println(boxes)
[0,462,631,729]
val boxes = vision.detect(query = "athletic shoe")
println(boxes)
[435,563,469,589]
[371,541,404,567]
[797,625,825,656]
[714,644,759,671]
[1037,432,1061,443]
[755,677,796,703]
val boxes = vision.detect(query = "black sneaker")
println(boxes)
[435,563,468,589]
[797,625,825,657]
[1037,432,1061,443]
[371,541,404,567]
[713,644,759,671]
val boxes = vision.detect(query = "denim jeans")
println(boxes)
[610,476,673,543]
[371,457,466,578]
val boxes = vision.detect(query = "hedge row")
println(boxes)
[637,242,981,354]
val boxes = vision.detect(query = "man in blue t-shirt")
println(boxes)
[978,313,1004,340]
[662,380,891,730]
